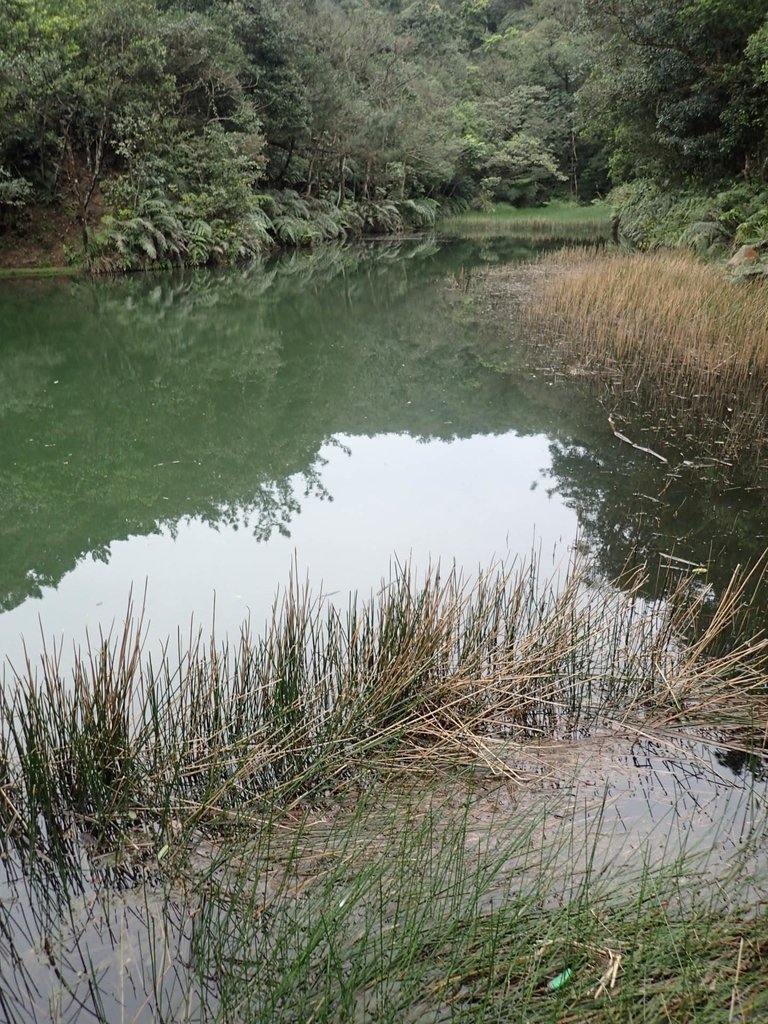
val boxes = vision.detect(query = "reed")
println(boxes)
[172,782,768,1023]
[503,249,768,475]
[1,555,766,858]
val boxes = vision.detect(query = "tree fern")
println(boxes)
[276,189,311,221]
[313,210,346,240]
[137,234,158,260]
[273,213,321,245]
[341,204,365,235]
[246,206,275,242]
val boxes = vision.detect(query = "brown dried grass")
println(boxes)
[486,248,768,474]
[524,249,768,382]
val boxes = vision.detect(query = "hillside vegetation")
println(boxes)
[1,0,767,268]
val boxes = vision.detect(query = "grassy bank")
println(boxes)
[440,201,612,241]
[475,248,768,480]
[0,265,81,279]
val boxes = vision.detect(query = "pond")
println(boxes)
[1,237,768,1022]
[1,237,765,674]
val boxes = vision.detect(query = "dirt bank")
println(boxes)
[0,202,83,270]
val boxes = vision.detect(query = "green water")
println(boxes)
[1,236,768,1024]
[0,237,765,670]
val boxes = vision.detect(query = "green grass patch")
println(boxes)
[440,200,612,239]
[0,265,82,279]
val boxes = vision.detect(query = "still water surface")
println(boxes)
[0,237,765,671]
[2,237,768,1022]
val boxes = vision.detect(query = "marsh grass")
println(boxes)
[171,782,768,1023]
[1,766,766,1023]
[2,552,768,1021]
[440,201,611,241]
[1,555,767,862]
[503,249,768,477]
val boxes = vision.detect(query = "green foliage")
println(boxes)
[611,178,768,251]
[89,190,275,272]
[718,183,768,243]
[0,167,32,210]
[580,0,768,188]
[2,0,763,264]
[746,20,768,81]
[86,189,437,269]
[398,197,439,227]
[90,196,185,272]
[449,0,602,204]
[0,0,608,264]
[610,181,712,250]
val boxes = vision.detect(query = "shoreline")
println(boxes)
[0,264,82,279]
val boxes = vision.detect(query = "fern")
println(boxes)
[187,218,213,265]
[357,199,404,233]
[245,207,275,242]
[206,218,229,263]
[137,235,158,260]
[272,214,302,245]
[439,195,471,217]
[313,210,346,240]
[340,204,364,235]
[275,189,311,220]
[139,197,183,243]
[273,213,321,245]
[89,178,444,273]
[397,197,438,228]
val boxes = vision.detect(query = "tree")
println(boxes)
[55,0,173,251]
[579,0,768,185]
[456,38,569,202]
[0,0,86,192]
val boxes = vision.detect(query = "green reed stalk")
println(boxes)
[1,555,766,861]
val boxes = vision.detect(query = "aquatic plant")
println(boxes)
[1,554,767,1021]
[479,248,768,480]
[1,555,766,860]
[1,751,766,1023]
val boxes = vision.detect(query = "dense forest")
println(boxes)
[1,0,767,268]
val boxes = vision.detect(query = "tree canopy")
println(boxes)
[1,0,766,265]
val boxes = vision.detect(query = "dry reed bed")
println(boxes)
[525,249,768,377]
[1,556,767,855]
[498,249,768,472]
